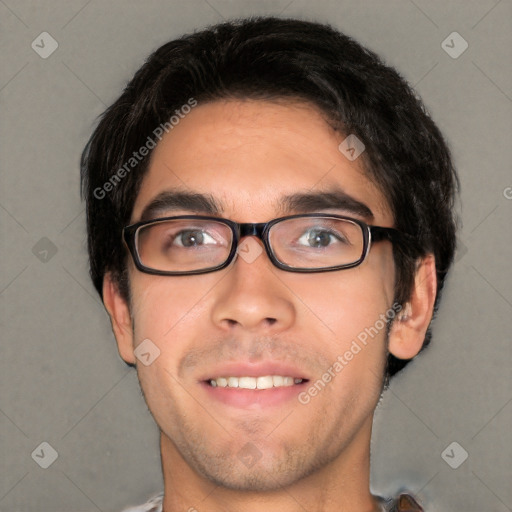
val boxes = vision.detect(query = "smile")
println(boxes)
[208,376,307,389]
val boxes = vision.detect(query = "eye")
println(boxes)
[297,228,346,248]
[174,229,218,247]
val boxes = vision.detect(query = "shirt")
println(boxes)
[121,491,424,511]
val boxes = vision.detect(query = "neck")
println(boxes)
[160,415,380,512]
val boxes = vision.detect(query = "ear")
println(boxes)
[388,254,437,360]
[102,272,136,365]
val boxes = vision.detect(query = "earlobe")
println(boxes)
[388,254,437,360]
[102,272,136,365]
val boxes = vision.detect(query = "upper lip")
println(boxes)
[200,361,310,381]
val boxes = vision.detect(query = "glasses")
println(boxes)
[122,214,407,276]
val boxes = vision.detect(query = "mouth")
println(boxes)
[199,362,310,408]
[205,375,308,389]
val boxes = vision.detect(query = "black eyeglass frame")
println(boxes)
[122,213,408,276]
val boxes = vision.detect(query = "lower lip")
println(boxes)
[200,381,308,408]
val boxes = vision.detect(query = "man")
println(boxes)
[81,17,458,512]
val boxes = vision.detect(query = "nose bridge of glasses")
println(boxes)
[238,222,268,241]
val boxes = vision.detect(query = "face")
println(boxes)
[114,99,399,491]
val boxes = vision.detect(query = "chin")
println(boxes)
[200,464,304,492]
[191,442,327,492]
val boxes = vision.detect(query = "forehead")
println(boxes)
[131,99,393,225]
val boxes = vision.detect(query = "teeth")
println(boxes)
[283,376,294,386]
[216,377,228,387]
[209,375,304,389]
[239,377,256,389]
[257,376,274,389]
[273,375,284,387]
[227,377,239,388]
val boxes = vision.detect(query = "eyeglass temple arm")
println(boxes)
[370,226,412,246]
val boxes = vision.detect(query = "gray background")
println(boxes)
[1,1,511,511]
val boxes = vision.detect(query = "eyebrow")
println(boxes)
[139,190,223,222]
[138,188,374,223]
[279,189,374,221]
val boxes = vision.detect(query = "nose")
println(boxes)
[210,238,295,333]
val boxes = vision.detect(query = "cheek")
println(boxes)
[129,273,217,343]
[128,275,203,419]
[287,264,394,344]
[135,360,187,439]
